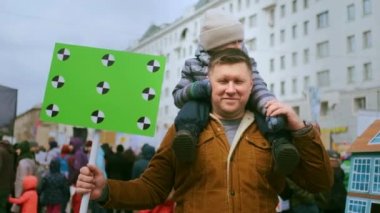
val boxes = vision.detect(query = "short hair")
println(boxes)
[208,48,252,74]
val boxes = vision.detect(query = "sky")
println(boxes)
[0,0,198,115]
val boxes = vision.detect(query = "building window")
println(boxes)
[280,29,285,43]
[303,20,309,35]
[303,48,309,64]
[347,66,355,84]
[270,83,275,93]
[238,0,242,11]
[320,101,328,116]
[267,6,275,27]
[347,35,355,53]
[229,3,233,12]
[347,198,368,213]
[363,0,371,16]
[249,14,257,28]
[280,5,286,18]
[292,25,297,39]
[363,30,372,49]
[372,158,380,193]
[369,133,380,145]
[246,38,257,51]
[270,33,275,46]
[189,45,193,56]
[165,70,170,80]
[347,4,355,21]
[270,58,275,72]
[280,55,286,69]
[363,62,372,81]
[293,106,300,115]
[303,0,309,9]
[317,70,330,87]
[182,48,186,58]
[292,52,297,66]
[239,17,245,26]
[292,0,297,13]
[193,22,198,36]
[246,0,250,7]
[350,157,371,192]
[292,78,297,94]
[269,83,274,93]
[303,76,310,91]
[165,88,170,97]
[180,28,188,40]
[280,81,286,95]
[316,41,329,58]
[164,105,169,115]
[354,97,366,111]
[317,11,329,29]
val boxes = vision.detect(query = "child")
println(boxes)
[8,175,38,213]
[172,9,300,175]
[38,158,70,213]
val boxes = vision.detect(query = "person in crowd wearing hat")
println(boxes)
[8,175,38,213]
[316,150,347,213]
[46,140,61,165]
[131,144,155,180]
[75,48,333,212]
[34,146,48,167]
[171,8,299,175]
[38,159,70,213]
[0,140,15,213]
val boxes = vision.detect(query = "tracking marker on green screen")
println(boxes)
[40,43,166,137]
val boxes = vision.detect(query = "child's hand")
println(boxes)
[190,79,211,99]
[265,100,304,130]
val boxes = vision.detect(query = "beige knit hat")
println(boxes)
[199,9,244,51]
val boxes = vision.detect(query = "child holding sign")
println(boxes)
[172,9,299,175]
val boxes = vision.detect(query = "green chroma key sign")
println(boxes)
[40,43,166,136]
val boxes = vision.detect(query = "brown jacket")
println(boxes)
[104,111,333,212]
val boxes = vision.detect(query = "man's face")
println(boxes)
[209,62,253,120]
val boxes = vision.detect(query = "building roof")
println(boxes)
[349,120,380,153]
[139,24,162,41]
[195,0,211,9]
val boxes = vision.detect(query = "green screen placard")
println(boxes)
[40,43,166,136]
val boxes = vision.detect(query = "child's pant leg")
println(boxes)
[174,100,210,135]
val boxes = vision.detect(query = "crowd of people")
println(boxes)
[1,6,351,213]
[0,136,157,213]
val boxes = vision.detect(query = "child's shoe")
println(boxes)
[172,129,197,163]
[267,116,287,132]
[272,137,300,175]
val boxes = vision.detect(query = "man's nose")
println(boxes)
[226,82,236,93]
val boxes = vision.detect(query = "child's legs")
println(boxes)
[174,100,210,136]
[47,204,61,213]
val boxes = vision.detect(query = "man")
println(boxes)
[316,150,346,213]
[0,140,15,213]
[76,48,333,212]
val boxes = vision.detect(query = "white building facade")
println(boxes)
[129,0,379,147]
